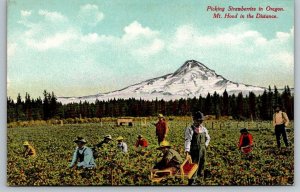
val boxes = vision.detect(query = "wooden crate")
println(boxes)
[179,156,198,179]
[150,156,198,183]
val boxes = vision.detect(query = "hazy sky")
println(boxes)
[7,0,294,99]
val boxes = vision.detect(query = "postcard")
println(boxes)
[7,0,294,186]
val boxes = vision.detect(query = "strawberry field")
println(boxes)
[7,119,294,186]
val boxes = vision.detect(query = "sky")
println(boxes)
[7,0,294,100]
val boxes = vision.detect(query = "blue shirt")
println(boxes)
[70,146,96,168]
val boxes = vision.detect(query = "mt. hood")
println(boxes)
[58,60,266,104]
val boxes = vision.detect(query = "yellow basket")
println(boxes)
[150,168,176,183]
[150,156,198,183]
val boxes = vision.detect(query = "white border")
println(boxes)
[0,0,298,191]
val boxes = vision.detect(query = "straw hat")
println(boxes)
[158,114,164,118]
[157,140,171,149]
[116,136,124,141]
[23,141,30,146]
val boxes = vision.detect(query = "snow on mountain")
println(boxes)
[58,60,266,104]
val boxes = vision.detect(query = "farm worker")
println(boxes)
[23,141,36,158]
[69,137,96,169]
[94,135,112,148]
[153,140,183,171]
[273,105,290,148]
[185,111,210,185]
[154,114,169,145]
[135,134,148,148]
[92,135,113,159]
[116,136,128,153]
[238,128,253,154]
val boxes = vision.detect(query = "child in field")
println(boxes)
[238,128,253,154]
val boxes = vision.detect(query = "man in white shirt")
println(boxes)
[69,137,96,169]
[185,111,211,185]
[273,105,290,148]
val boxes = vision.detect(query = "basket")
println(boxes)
[241,145,253,154]
[150,168,177,183]
[150,156,198,183]
[179,155,198,179]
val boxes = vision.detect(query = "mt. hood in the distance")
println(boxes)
[58,60,266,104]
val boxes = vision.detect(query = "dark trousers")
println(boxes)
[157,135,165,145]
[153,160,180,170]
[275,124,289,148]
[188,146,207,185]
[190,146,206,179]
[153,161,165,170]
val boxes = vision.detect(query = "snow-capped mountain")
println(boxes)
[58,60,266,104]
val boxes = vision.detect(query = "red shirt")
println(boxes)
[238,133,253,148]
[239,133,253,153]
[155,119,168,138]
[135,138,148,147]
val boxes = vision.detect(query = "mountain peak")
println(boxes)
[58,59,266,104]
[173,60,214,76]
[183,60,205,67]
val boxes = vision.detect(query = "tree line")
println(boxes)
[7,86,293,123]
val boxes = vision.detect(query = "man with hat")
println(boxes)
[94,135,113,148]
[153,140,183,170]
[116,136,128,153]
[69,137,96,169]
[154,114,169,145]
[185,111,211,185]
[92,135,113,159]
[135,134,149,148]
[273,105,290,148]
[238,128,253,154]
[23,141,36,158]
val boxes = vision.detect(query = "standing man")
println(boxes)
[69,137,96,169]
[155,114,169,145]
[185,111,211,185]
[273,105,290,148]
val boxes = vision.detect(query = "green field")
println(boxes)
[7,119,294,186]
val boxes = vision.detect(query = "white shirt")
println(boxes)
[185,125,211,152]
[117,142,128,153]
